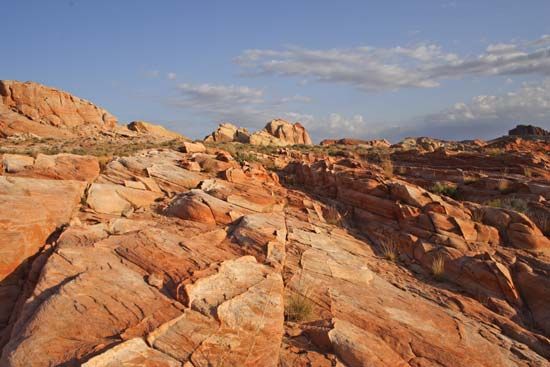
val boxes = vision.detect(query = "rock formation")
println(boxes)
[251,119,313,146]
[127,120,188,140]
[508,124,550,137]
[0,83,549,366]
[205,119,313,146]
[203,122,251,143]
[320,138,391,148]
[0,80,117,138]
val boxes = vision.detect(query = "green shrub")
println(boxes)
[430,182,459,199]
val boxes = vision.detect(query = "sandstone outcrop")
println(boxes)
[127,120,188,140]
[0,80,117,135]
[0,91,549,366]
[2,153,100,182]
[508,124,550,137]
[203,122,251,143]
[250,119,313,146]
[320,138,391,148]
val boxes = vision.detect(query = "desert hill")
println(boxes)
[0,81,549,366]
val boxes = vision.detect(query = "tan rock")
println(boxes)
[127,120,187,140]
[203,122,250,143]
[82,338,180,367]
[86,183,163,215]
[250,119,313,146]
[0,80,117,131]
[180,141,206,153]
[1,154,34,173]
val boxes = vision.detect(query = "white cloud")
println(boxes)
[168,82,312,132]
[426,78,550,123]
[235,35,550,92]
[167,72,177,80]
[175,83,265,108]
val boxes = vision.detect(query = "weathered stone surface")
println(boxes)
[0,176,85,282]
[82,338,181,367]
[0,80,117,132]
[204,122,250,143]
[180,141,206,153]
[86,183,163,215]
[127,120,187,140]
[508,124,550,137]
[250,119,312,146]
[149,256,285,367]
[3,153,100,181]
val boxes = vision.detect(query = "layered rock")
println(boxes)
[0,80,117,135]
[203,123,251,143]
[320,138,391,148]
[250,119,313,146]
[508,124,550,137]
[127,121,188,140]
[2,153,100,182]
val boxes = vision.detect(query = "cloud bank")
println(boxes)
[236,35,550,92]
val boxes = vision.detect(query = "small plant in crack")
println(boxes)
[431,255,446,281]
[379,238,398,262]
[285,292,313,322]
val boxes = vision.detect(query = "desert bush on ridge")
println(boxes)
[430,182,459,199]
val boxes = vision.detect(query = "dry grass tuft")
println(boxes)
[431,255,445,281]
[379,238,398,262]
[323,206,342,226]
[285,293,314,322]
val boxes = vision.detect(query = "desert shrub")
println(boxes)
[323,206,342,226]
[234,151,259,165]
[486,197,528,213]
[463,175,479,184]
[485,148,505,156]
[430,182,459,199]
[379,238,398,262]
[431,255,445,281]
[285,293,313,322]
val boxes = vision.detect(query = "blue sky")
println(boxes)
[3,0,550,142]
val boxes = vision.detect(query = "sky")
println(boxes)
[3,0,550,142]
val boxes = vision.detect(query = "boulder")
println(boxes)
[127,120,187,140]
[180,141,206,153]
[86,183,163,215]
[203,123,250,143]
[250,119,313,146]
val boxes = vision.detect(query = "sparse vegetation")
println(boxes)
[485,147,505,156]
[323,205,343,226]
[285,292,314,322]
[431,255,445,281]
[234,151,259,165]
[523,167,533,178]
[463,175,479,184]
[379,238,398,262]
[486,197,528,213]
[430,182,459,199]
